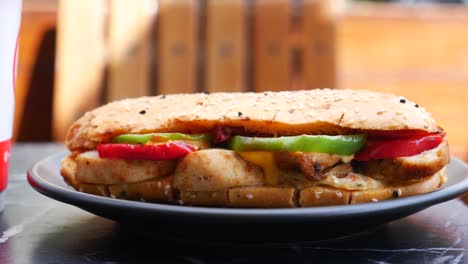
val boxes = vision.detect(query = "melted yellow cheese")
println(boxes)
[238,152,280,185]
[340,155,354,163]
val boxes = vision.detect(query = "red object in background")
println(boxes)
[0,139,11,191]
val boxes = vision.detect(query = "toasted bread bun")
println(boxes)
[65,89,439,150]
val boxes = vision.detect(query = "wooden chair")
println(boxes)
[52,0,337,140]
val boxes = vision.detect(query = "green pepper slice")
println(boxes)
[228,134,366,155]
[111,133,213,145]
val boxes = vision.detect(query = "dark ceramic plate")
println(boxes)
[28,152,468,243]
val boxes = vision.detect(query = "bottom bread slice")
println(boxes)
[62,154,447,208]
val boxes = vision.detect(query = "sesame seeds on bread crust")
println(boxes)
[65,89,439,151]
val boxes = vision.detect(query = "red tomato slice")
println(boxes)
[97,142,195,161]
[354,132,445,161]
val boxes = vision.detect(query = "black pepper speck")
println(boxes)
[139,110,146,115]
[415,104,419,108]
[238,112,243,117]
[400,98,406,104]
[393,190,399,198]
[160,95,166,99]
[203,91,210,95]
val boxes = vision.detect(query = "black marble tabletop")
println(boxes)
[1,143,467,264]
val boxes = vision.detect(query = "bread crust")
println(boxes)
[300,186,351,207]
[65,89,439,150]
[229,187,296,208]
[108,176,174,202]
[179,190,228,207]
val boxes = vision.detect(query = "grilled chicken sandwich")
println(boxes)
[61,89,449,208]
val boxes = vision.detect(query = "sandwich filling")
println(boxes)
[83,129,446,192]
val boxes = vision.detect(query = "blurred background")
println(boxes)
[17,0,467,161]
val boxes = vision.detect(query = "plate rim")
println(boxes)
[27,151,468,220]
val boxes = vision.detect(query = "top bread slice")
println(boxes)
[66,89,439,151]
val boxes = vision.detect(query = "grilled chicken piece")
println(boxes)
[173,149,264,191]
[354,139,449,182]
[75,151,176,184]
[275,152,343,180]
[323,163,353,178]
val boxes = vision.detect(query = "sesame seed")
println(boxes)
[178,200,184,205]
[190,194,197,199]
[246,194,254,199]
[354,107,360,113]
[212,192,217,198]
[157,182,162,188]
[371,198,379,202]
[139,110,146,115]
[336,191,343,198]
